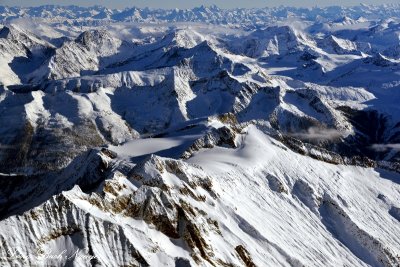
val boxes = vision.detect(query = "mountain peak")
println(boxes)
[76,29,113,46]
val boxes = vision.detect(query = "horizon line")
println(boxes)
[1,3,400,11]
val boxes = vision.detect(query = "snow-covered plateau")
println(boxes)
[0,4,400,267]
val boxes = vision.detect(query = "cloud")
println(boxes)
[370,144,400,152]
[290,127,343,141]
[0,143,16,149]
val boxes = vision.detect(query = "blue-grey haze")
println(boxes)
[0,0,398,9]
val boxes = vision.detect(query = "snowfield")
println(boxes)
[0,4,400,267]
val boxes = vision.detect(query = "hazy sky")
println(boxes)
[0,0,398,9]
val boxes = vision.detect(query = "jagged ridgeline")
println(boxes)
[0,4,400,267]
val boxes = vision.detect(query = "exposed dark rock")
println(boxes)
[235,245,256,267]
[182,126,238,159]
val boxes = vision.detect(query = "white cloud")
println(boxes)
[370,144,400,152]
[290,127,343,141]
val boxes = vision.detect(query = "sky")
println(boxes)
[0,0,398,9]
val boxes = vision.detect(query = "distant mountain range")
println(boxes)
[1,4,400,27]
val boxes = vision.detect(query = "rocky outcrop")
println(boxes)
[278,134,344,165]
[182,125,238,159]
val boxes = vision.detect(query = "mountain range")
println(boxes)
[0,4,399,267]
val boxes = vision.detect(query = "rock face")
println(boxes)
[0,152,220,266]
[1,4,400,267]
[182,124,239,159]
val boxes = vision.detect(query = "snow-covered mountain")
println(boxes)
[1,4,400,28]
[0,4,400,267]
